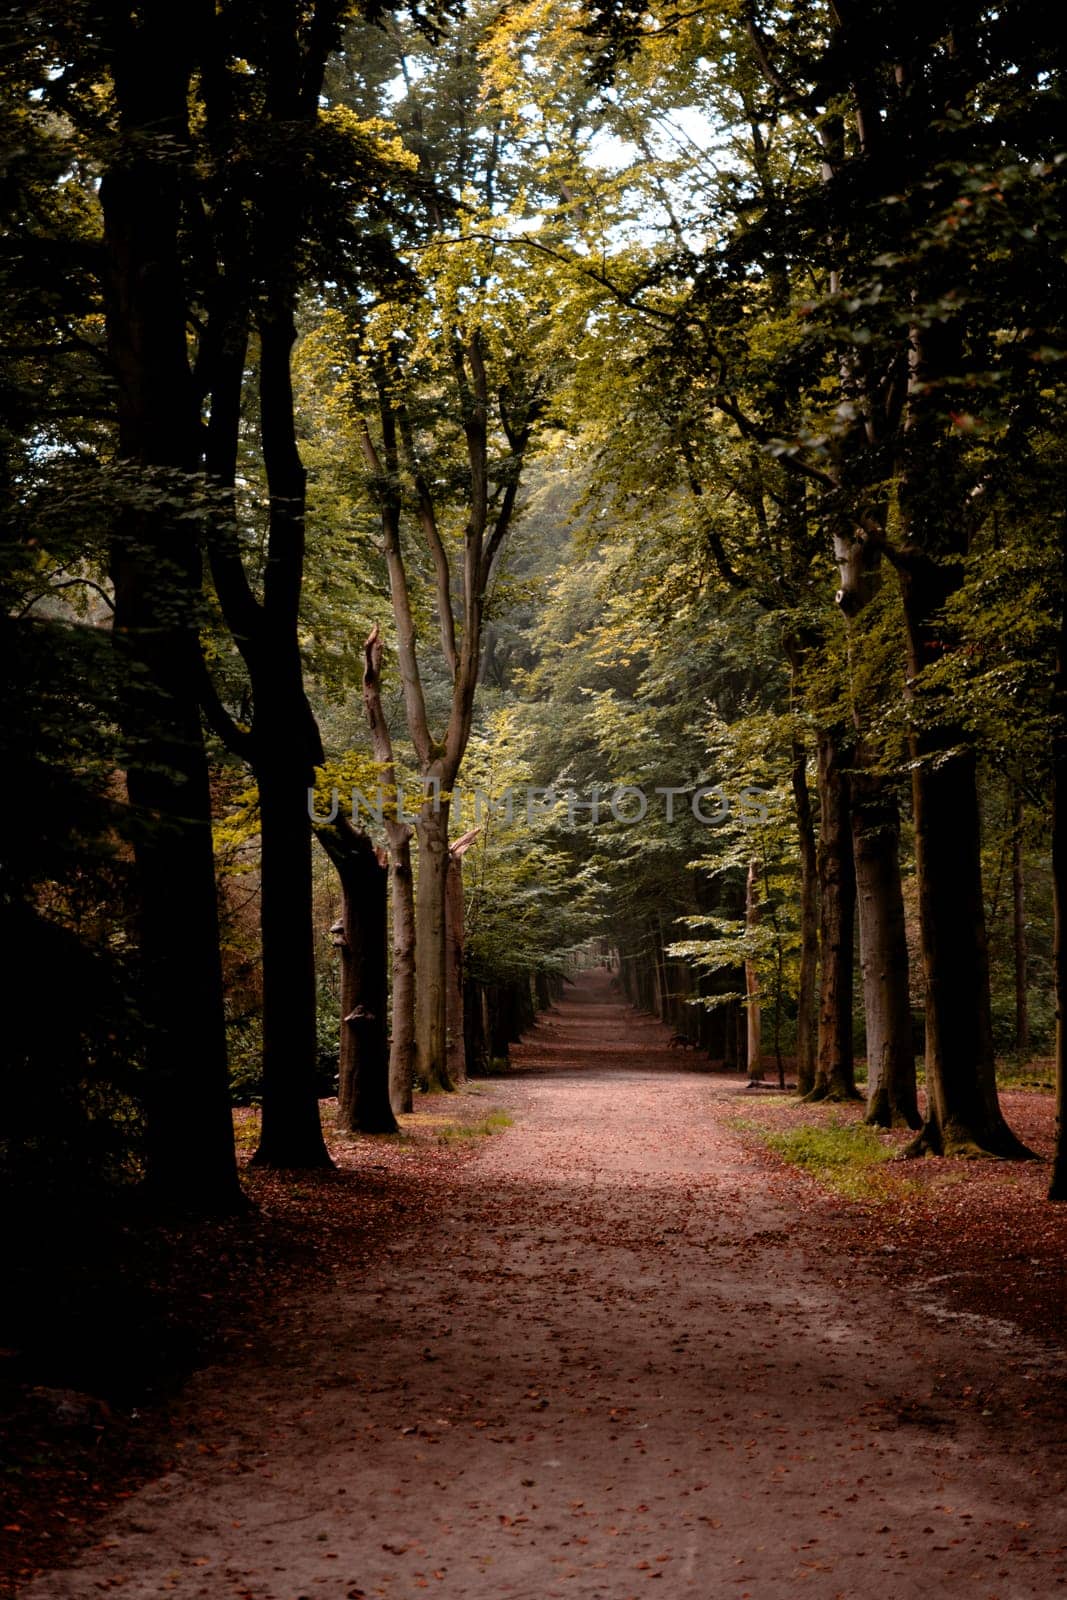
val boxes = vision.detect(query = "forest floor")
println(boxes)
[7,969,1067,1599]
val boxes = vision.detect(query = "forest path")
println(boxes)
[22,969,1067,1599]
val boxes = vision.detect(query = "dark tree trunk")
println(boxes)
[464,979,488,1077]
[673,959,697,1044]
[851,763,921,1128]
[809,729,860,1101]
[892,300,1028,1157]
[900,556,1030,1158]
[652,929,668,1021]
[319,821,396,1136]
[509,977,535,1040]
[791,733,819,1096]
[102,17,241,1214]
[247,293,331,1168]
[252,751,332,1167]
[1012,790,1030,1057]
[488,983,514,1060]
[1051,566,1067,1198]
[535,970,552,1011]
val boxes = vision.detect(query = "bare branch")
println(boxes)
[362,623,413,848]
[368,385,434,769]
[197,655,255,762]
[396,404,458,680]
[18,577,115,619]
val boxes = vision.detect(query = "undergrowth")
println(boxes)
[734,1115,897,1202]
[435,1111,514,1143]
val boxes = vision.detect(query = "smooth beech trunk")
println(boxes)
[390,837,416,1114]
[320,821,396,1136]
[851,765,920,1128]
[361,629,415,1115]
[791,735,819,1096]
[745,858,763,1083]
[415,803,452,1092]
[810,729,860,1101]
[446,849,466,1087]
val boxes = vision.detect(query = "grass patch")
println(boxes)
[994,1056,1055,1092]
[745,1117,897,1202]
[434,1110,514,1143]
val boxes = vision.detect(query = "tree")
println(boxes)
[361,625,418,1114]
[317,818,397,1135]
[195,3,424,1165]
[99,6,243,1211]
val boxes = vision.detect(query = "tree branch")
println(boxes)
[197,654,255,762]
[259,308,306,637]
[396,403,458,680]
[365,384,434,769]
[362,623,413,850]
[17,577,115,619]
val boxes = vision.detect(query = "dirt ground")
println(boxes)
[14,970,1067,1599]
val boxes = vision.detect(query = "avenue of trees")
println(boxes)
[2,0,1065,1218]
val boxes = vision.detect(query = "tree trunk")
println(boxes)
[102,23,241,1214]
[535,970,552,1011]
[852,764,921,1129]
[745,858,764,1083]
[1012,790,1030,1057]
[446,849,466,1088]
[791,734,819,1096]
[1051,564,1067,1198]
[652,928,668,1020]
[248,298,331,1169]
[116,642,241,1213]
[900,559,1030,1158]
[809,728,860,1101]
[488,984,514,1061]
[464,978,488,1077]
[252,754,332,1167]
[320,822,396,1136]
[360,627,415,1116]
[389,834,416,1115]
[415,800,452,1091]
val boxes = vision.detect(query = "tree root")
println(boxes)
[903,1118,1039,1161]
[800,1082,863,1105]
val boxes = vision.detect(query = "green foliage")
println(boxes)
[435,1109,514,1141]
[743,1117,896,1203]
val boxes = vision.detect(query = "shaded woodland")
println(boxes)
[2,0,1066,1330]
